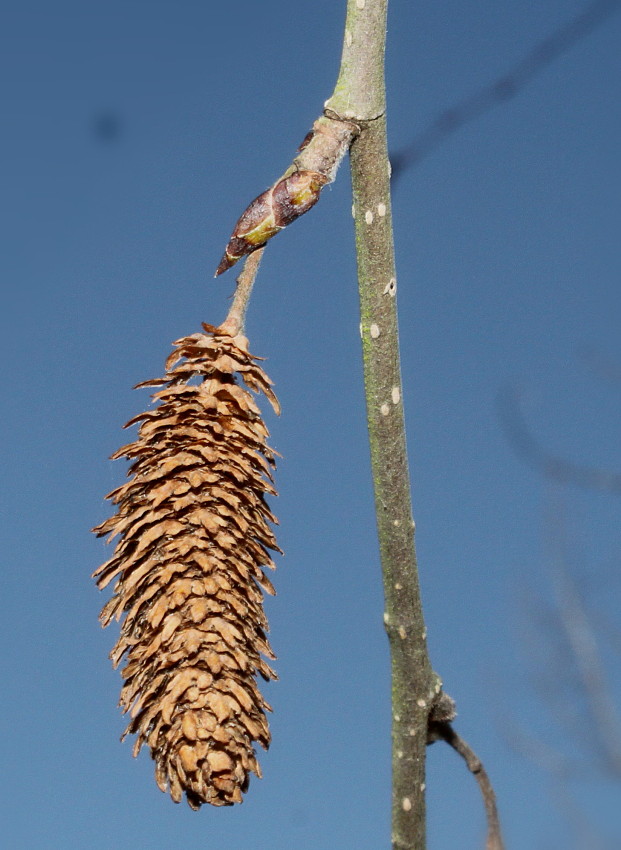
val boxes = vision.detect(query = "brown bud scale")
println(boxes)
[93,325,280,808]
[215,115,359,276]
[216,170,327,276]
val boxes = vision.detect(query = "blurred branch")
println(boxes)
[551,542,621,777]
[531,503,621,776]
[579,345,621,386]
[391,0,621,180]
[498,385,621,493]
[496,708,574,778]
[549,780,613,850]
[430,722,505,850]
[499,713,613,849]
[503,500,621,845]
[512,572,595,763]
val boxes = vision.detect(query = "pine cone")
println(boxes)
[92,324,281,809]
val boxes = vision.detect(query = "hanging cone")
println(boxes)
[93,324,281,809]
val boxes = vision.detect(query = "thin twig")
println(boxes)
[431,722,505,850]
[391,0,621,180]
[217,247,265,337]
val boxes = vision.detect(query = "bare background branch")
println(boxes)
[497,497,621,848]
[498,384,621,493]
[391,0,621,180]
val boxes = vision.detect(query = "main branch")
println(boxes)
[334,2,437,847]
[351,114,436,850]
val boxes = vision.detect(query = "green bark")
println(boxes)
[329,1,438,847]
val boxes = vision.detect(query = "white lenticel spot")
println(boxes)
[359,322,363,338]
[393,519,401,527]
[380,403,390,416]
[370,323,380,338]
[383,612,389,624]
[394,714,400,722]
[351,204,356,218]
[377,203,386,217]
[356,0,365,7]
[416,699,426,708]
[365,210,374,224]
[383,277,397,297]
[345,29,353,46]
[421,783,426,792]
[402,798,412,812]
[395,582,402,590]
[391,386,400,404]
[397,750,403,759]
[398,626,407,639]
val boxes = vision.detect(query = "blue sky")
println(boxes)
[2,1,620,847]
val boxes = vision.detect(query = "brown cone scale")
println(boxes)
[93,325,281,808]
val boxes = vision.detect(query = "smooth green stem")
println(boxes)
[325,0,387,120]
[350,114,436,850]
[328,2,438,847]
